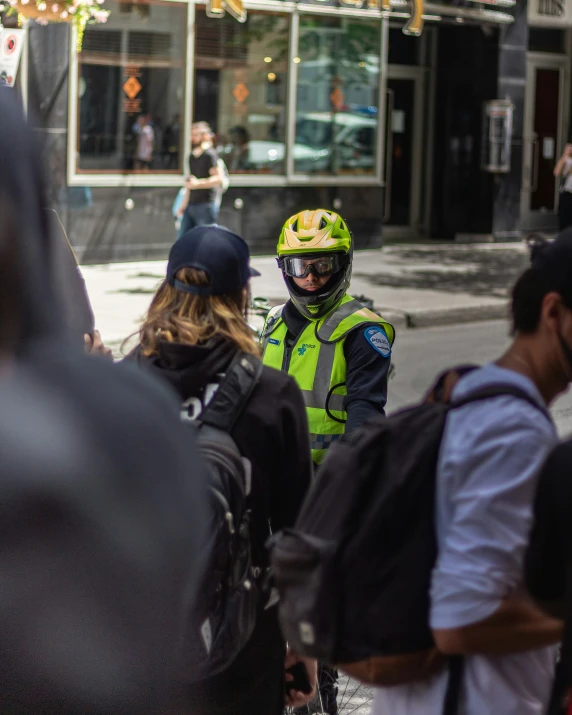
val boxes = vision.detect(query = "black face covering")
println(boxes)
[558,332,572,374]
[287,271,342,299]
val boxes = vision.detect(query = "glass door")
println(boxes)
[383,67,424,234]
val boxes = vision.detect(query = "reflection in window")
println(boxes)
[296,16,380,176]
[194,8,288,175]
[77,0,186,174]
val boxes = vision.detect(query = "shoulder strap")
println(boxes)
[451,384,552,423]
[316,298,362,342]
[260,305,284,342]
[199,352,263,433]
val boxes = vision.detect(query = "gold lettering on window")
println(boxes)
[207,0,246,22]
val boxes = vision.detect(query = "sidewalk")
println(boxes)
[81,242,529,352]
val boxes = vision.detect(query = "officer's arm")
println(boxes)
[342,327,391,434]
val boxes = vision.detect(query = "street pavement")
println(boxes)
[81,241,530,355]
[388,319,572,437]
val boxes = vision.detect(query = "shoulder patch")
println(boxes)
[364,326,391,358]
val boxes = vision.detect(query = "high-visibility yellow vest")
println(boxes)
[261,295,394,465]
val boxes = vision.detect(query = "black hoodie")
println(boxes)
[0,90,208,714]
[128,337,313,715]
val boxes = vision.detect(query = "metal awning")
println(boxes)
[388,0,514,28]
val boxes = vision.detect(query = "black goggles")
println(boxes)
[281,254,344,279]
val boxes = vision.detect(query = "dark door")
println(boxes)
[385,78,415,226]
[531,68,560,212]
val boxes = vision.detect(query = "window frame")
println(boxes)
[67,0,386,187]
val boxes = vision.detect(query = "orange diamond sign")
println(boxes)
[123,76,142,100]
[233,82,249,103]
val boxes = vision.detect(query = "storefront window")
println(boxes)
[77,0,186,174]
[295,15,380,176]
[194,7,288,174]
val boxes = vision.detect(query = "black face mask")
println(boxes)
[558,332,572,374]
[288,272,341,298]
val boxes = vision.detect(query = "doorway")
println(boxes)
[522,54,569,229]
[383,67,425,237]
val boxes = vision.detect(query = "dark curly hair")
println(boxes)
[511,231,572,334]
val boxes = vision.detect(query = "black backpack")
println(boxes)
[181,351,263,682]
[270,381,551,698]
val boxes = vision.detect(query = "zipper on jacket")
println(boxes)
[281,342,293,372]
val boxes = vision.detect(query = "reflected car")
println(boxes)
[218,112,377,174]
[219,140,329,173]
[296,112,377,172]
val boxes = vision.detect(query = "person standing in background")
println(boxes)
[134,113,155,171]
[554,143,572,230]
[176,122,223,236]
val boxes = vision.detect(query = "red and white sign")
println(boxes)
[0,29,25,88]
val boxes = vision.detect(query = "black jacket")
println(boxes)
[128,337,313,715]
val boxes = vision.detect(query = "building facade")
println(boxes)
[14,0,567,261]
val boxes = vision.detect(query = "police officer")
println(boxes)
[261,209,394,465]
[261,209,394,715]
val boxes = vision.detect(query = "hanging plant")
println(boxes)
[4,0,109,51]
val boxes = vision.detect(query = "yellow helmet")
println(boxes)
[277,209,353,320]
[277,209,353,256]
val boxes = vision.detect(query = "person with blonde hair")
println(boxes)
[125,224,315,715]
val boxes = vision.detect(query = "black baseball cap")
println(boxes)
[167,225,260,296]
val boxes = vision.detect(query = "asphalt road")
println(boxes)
[386,320,572,438]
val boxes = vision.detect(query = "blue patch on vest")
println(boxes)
[364,326,391,358]
[268,338,280,345]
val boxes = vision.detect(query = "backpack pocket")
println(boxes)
[270,529,339,662]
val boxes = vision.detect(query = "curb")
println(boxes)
[377,303,509,330]
[260,301,509,330]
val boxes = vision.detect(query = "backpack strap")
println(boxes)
[199,352,263,434]
[451,384,552,424]
[442,656,464,715]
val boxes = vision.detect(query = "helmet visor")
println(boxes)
[282,254,343,279]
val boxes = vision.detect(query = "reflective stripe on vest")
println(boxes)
[261,295,394,464]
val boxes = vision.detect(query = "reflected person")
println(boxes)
[176,121,223,235]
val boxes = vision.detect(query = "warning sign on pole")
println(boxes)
[0,29,25,88]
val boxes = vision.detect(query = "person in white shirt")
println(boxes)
[134,114,155,171]
[554,143,572,230]
[373,233,572,715]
